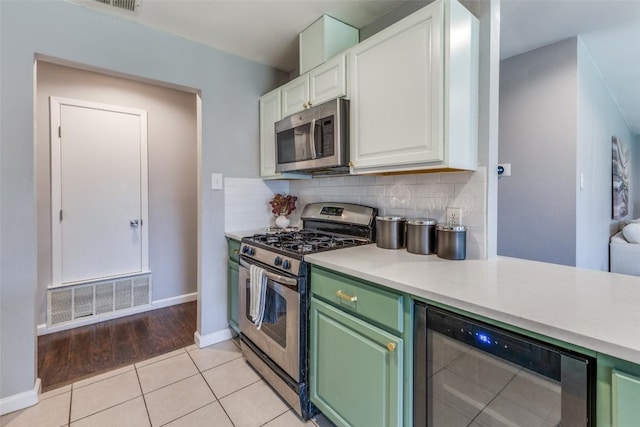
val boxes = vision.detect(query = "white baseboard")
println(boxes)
[38,292,197,336]
[194,328,234,348]
[0,378,41,416]
[151,292,197,309]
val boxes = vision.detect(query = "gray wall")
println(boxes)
[499,36,636,270]
[498,38,578,266]
[0,0,285,400]
[575,38,635,270]
[36,61,198,325]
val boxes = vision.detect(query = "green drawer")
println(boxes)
[311,266,404,334]
[227,238,241,262]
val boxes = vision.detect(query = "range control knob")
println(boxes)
[274,256,282,266]
[248,247,256,256]
[242,246,249,254]
[282,259,291,270]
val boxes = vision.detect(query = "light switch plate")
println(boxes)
[211,173,223,190]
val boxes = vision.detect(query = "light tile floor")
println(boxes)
[1,339,333,427]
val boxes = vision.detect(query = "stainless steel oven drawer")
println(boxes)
[310,266,404,334]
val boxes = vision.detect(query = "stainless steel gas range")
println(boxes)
[238,202,377,419]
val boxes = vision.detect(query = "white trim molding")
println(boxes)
[38,292,197,336]
[194,328,234,348]
[152,292,197,310]
[0,378,41,416]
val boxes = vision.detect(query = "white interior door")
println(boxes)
[50,97,148,287]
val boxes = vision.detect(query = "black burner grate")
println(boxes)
[247,231,368,254]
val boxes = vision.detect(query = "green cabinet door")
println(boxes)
[227,259,239,333]
[613,370,640,426]
[597,353,640,426]
[310,297,403,427]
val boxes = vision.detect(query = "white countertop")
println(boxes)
[224,229,265,241]
[305,245,640,365]
[225,227,303,241]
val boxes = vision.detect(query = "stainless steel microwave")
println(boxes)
[275,98,349,174]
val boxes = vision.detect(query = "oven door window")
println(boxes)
[245,279,288,348]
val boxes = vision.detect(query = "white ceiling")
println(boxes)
[68,0,407,73]
[69,0,640,134]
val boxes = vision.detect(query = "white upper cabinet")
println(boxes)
[349,0,479,174]
[280,54,347,118]
[259,88,282,178]
[259,88,313,180]
[280,75,309,117]
[299,15,358,74]
[309,54,347,106]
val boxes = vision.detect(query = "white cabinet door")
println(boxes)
[309,54,347,106]
[280,75,309,117]
[259,89,282,178]
[282,54,347,117]
[349,2,443,173]
[50,97,149,287]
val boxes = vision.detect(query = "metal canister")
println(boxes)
[375,216,406,249]
[406,219,437,255]
[436,225,467,260]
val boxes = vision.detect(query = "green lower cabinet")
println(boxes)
[596,353,640,426]
[227,259,239,333]
[310,297,403,427]
[612,370,640,426]
[227,238,240,333]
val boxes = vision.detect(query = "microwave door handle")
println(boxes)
[309,118,317,159]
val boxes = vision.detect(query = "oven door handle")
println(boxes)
[239,259,298,287]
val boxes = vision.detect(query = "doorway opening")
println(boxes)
[36,59,199,334]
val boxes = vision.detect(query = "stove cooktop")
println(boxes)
[240,230,371,276]
[246,230,369,255]
[240,202,377,275]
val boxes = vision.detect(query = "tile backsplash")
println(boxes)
[224,177,289,232]
[224,167,487,259]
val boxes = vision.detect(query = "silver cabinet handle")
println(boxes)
[130,219,139,228]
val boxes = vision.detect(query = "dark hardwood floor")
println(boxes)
[38,301,197,392]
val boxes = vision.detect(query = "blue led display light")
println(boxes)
[476,332,492,345]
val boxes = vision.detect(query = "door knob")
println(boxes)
[130,219,139,227]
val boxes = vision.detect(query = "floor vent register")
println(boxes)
[47,273,152,326]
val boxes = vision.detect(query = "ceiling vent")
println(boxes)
[94,0,141,12]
